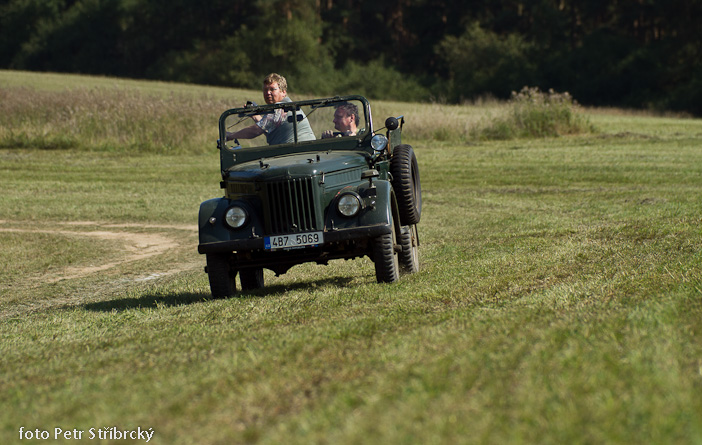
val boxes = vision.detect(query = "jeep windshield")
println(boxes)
[218,96,373,168]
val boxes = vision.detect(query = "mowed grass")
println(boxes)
[1,70,702,444]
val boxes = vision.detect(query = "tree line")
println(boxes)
[1,0,700,115]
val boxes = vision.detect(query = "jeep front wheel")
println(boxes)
[372,217,400,283]
[390,144,422,225]
[206,253,237,298]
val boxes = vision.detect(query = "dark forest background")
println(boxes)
[1,0,700,115]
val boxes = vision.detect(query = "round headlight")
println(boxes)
[337,193,361,217]
[224,206,248,229]
[371,134,388,152]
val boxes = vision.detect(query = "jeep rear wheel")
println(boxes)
[399,224,419,274]
[373,217,400,283]
[390,144,422,225]
[240,268,264,291]
[206,253,237,298]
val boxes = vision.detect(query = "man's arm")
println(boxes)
[226,124,265,141]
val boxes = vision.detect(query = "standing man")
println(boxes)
[226,73,315,144]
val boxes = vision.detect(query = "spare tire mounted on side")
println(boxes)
[390,144,422,225]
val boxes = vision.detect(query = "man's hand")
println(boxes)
[322,130,353,138]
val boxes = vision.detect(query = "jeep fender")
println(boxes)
[198,198,265,246]
[198,198,231,245]
[358,179,398,228]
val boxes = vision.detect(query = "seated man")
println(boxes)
[322,103,359,138]
[226,73,315,145]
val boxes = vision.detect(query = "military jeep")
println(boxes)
[197,95,421,297]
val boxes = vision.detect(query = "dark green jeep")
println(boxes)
[198,95,421,297]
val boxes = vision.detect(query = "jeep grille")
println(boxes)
[264,177,319,234]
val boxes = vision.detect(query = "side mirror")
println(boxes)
[385,117,399,131]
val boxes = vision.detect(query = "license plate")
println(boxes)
[265,231,323,251]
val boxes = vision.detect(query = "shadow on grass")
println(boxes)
[82,291,212,312]
[82,275,357,312]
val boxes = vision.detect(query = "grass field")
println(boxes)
[1,70,702,444]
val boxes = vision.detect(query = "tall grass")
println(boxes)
[473,87,595,140]
[1,72,593,155]
[0,86,234,153]
[376,88,594,143]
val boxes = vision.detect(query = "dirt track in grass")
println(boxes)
[1,220,199,284]
[0,220,204,318]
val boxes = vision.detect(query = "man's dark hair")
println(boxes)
[337,103,359,126]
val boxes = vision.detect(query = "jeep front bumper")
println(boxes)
[197,223,391,255]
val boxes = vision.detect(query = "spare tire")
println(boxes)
[390,144,422,225]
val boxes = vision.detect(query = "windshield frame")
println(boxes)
[218,95,374,170]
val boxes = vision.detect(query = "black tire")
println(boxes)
[390,144,422,225]
[240,268,264,291]
[206,253,237,298]
[398,224,419,274]
[372,215,400,283]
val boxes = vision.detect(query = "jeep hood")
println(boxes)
[224,151,369,181]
